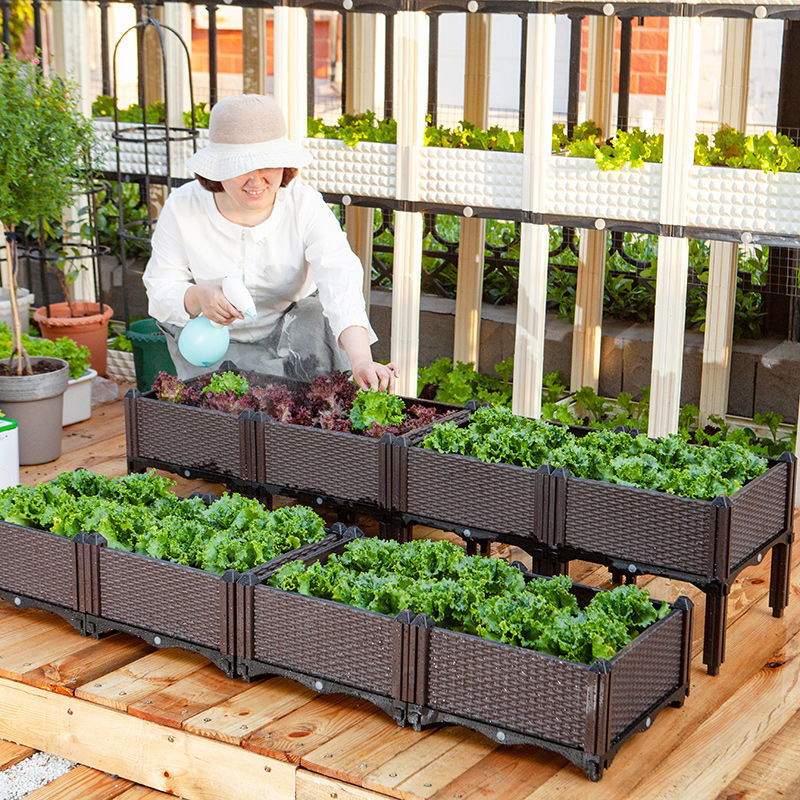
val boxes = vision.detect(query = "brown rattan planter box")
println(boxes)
[236,539,693,781]
[252,400,466,510]
[0,521,87,631]
[125,389,256,485]
[395,439,552,551]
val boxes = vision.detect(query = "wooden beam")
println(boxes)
[571,16,614,392]
[274,7,307,143]
[649,17,701,437]
[0,677,296,800]
[391,11,429,396]
[344,13,386,312]
[512,13,555,418]
[453,13,491,367]
[242,8,268,95]
[699,19,752,424]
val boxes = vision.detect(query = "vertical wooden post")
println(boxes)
[570,15,614,392]
[344,13,386,309]
[453,13,491,367]
[274,7,307,142]
[699,19,751,424]
[512,13,555,419]
[650,17,701,438]
[242,8,267,95]
[51,0,97,303]
[391,11,429,397]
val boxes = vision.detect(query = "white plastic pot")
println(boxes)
[63,368,97,426]
[0,417,19,489]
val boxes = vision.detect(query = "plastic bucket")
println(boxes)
[126,318,176,393]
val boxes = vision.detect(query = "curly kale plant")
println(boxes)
[420,405,767,500]
[269,538,671,664]
[0,470,326,573]
[348,388,405,432]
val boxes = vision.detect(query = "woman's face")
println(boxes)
[218,167,284,222]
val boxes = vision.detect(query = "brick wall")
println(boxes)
[191,18,333,79]
[580,16,669,96]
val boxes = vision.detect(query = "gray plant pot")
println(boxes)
[0,357,69,465]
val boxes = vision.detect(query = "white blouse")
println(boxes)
[142,179,376,345]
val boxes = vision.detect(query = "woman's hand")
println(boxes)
[184,284,243,325]
[351,360,399,393]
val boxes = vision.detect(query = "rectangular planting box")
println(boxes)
[236,537,693,781]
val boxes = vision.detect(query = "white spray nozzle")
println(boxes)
[222,276,257,319]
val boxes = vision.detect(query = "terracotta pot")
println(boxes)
[33,302,114,377]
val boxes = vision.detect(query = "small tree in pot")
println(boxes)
[0,51,95,376]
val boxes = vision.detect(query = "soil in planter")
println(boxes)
[0,360,62,376]
[151,369,452,438]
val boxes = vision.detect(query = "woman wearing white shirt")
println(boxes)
[143,93,397,391]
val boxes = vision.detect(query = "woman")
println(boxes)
[143,93,397,391]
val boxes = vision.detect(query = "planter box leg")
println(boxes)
[769,538,793,618]
[703,585,729,676]
[380,517,412,543]
[532,553,568,577]
[609,567,638,585]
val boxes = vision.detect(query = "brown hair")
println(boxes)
[196,167,298,193]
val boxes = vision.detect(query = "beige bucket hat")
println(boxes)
[185,94,312,181]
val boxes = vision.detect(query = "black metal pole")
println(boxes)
[617,17,632,131]
[567,15,583,137]
[340,11,347,115]
[32,0,42,55]
[384,13,393,119]
[100,1,111,96]
[518,14,526,131]
[307,9,315,120]
[208,2,218,106]
[1,0,11,52]
[427,13,438,125]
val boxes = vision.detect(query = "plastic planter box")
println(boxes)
[236,535,693,782]
[303,138,397,200]
[552,451,796,675]
[252,395,465,512]
[125,388,257,486]
[397,420,795,675]
[106,343,136,383]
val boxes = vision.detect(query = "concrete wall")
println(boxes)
[368,289,800,422]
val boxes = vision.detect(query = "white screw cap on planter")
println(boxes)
[463,206,474,218]
[603,3,614,15]
[741,231,753,244]
[467,1,479,11]
[594,218,606,230]
[755,5,767,18]
[342,195,352,206]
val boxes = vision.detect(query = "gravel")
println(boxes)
[0,752,75,800]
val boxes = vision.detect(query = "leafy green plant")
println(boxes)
[269,537,671,663]
[0,0,32,53]
[109,333,133,352]
[0,470,327,574]
[0,322,90,379]
[0,55,96,373]
[202,371,250,398]
[421,405,767,500]
[349,388,405,431]
[307,111,397,145]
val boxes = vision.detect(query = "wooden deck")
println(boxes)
[2,391,800,800]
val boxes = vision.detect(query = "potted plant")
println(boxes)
[0,52,96,463]
[106,331,136,382]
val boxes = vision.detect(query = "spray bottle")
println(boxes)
[177,276,257,367]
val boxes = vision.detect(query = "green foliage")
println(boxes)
[0,0,33,54]
[694,127,800,173]
[0,56,95,231]
[0,470,327,574]
[424,118,524,152]
[349,388,405,431]
[417,357,514,406]
[0,322,90,378]
[307,111,397,145]
[109,333,133,352]
[421,405,768,500]
[89,181,151,260]
[202,371,250,398]
[268,537,671,664]
[92,95,212,130]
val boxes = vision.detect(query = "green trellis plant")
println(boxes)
[0,52,95,374]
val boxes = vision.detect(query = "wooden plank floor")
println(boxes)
[1,391,800,800]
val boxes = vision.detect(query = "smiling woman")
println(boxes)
[143,94,397,391]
